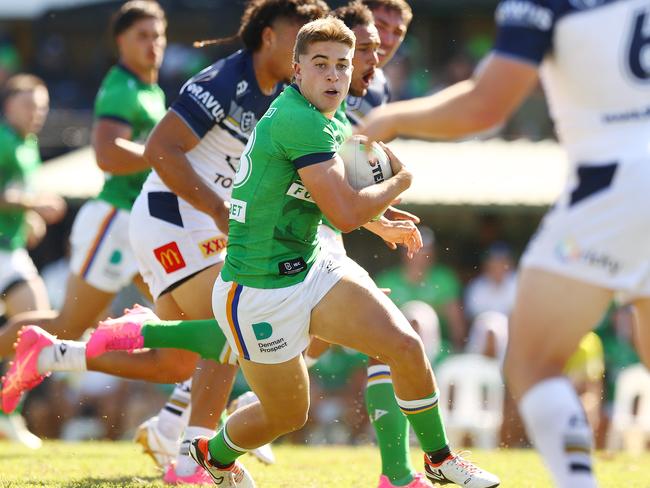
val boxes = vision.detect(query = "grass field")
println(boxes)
[0,442,649,487]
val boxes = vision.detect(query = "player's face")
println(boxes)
[295,41,353,117]
[117,17,167,71]
[349,23,380,97]
[268,19,305,83]
[371,6,407,67]
[4,86,49,136]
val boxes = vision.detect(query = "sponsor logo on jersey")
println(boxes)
[199,236,227,258]
[183,83,226,122]
[495,0,553,31]
[252,322,273,341]
[214,173,234,188]
[258,337,288,354]
[286,182,315,203]
[229,199,247,223]
[154,242,186,273]
[555,237,620,275]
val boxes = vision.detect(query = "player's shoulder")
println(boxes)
[96,65,140,104]
[180,49,250,97]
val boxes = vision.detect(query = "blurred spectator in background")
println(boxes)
[375,226,465,352]
[0,73,66,449]
[0,40,20,86]
[400,300,441,364]
[594,304,639,447]
[464,242,517,323]
[465,311,509,364]
[308,347,368,445]
[0,74,66,319]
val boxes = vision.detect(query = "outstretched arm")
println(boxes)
[361,54,539,142]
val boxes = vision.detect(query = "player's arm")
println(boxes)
[299,143,412,233]
[362,54,539,142]
[0,151,66,222]
[92,119,149,174]
[144,110,230,232]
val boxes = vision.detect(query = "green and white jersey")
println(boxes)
[221,84,351,289]
[0,123,40,250]
[95,64,166,211]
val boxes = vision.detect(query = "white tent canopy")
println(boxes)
[396,139,568,206]
[34,139,569,206]
[0,0,107,19]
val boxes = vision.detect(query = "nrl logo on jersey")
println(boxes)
[568,0,607,8]
[240,111,256,132]
[347,95,362,110]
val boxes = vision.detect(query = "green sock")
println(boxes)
[142,319,229,363]
[395,391,449,454]
[208,424,247,466]
[366,365,415,486]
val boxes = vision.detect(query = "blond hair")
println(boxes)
[293,17,355,62]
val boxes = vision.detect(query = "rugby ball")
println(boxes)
[338,136,393,190]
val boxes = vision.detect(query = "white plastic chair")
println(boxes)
[606,363,650,451]
[435,354,505,448]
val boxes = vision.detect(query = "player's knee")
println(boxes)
[388,330,426,366]
[268,401,309,435]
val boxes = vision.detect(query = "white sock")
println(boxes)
[37,341,87,373]
[519,377,597,488]
[176,425,214,476]
[157,379,192,441]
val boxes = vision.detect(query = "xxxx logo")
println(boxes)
[154,242,186,273]
[199,236,227,258]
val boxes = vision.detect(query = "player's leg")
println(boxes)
[164,266,239,481]
[0,253,50,449]
[190,354,307,485]
[366,356,420,488]
[2,277,50,318]
[503,268,611,488]
[310,273,499,488]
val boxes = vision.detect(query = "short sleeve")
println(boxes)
[95,82,138,126]
[171,63,233,138]
[493,0,556,65]
[273,103,337,169]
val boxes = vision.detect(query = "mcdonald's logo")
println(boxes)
[154,242,186,274]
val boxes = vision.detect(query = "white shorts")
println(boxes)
[212,249,368,364]
[69,200,139,293]
[317,224,346,259]
[130,190,227,300]
[0,248,39,296]
[522,157,650,300]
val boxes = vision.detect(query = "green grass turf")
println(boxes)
[0,442,648,487]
